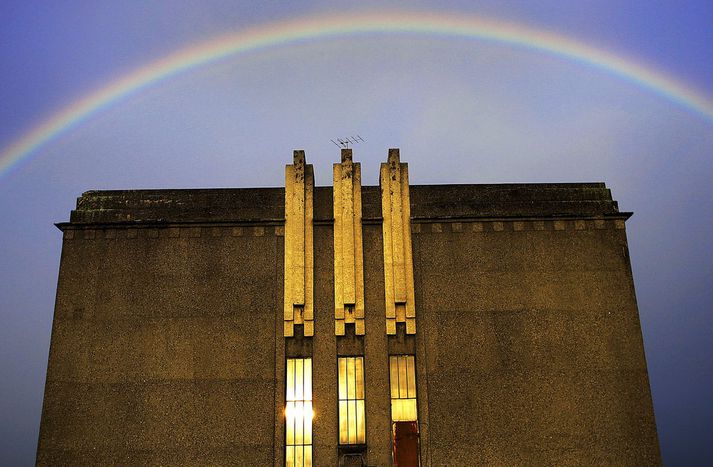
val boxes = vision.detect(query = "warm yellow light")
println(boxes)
[285,404,315,420]
[391,399,418,422]
[338,356,366,444]
[390,355,418,422]
[286,358,313,467]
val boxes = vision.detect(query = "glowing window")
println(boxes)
[390,355,420,466]
[286,358,313,467]
[338,356,366,444]
[389,355,417,422]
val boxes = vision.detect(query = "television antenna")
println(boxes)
[331,135,365,149]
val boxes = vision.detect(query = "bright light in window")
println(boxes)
[285,403,314,420]
[286,358,312,467]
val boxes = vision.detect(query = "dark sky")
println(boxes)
[1,1,712,465]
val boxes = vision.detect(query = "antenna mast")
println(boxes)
[331,135,365,149]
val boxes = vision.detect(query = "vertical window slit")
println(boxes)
[390,355,420,466]
[338,356,366,445]
[286,358,312,467]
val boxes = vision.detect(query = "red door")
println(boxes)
[393,421,419,467]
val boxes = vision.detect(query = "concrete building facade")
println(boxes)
[38,149,660,465]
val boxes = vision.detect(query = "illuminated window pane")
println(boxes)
[389,356,399,398]
[338,358,347,400]
[389,355,418,421]
[295,404,304,444]
[355,358,364,399]
[339,401,349,444]
[286,358,312,467]
[347,359,356,399]
[355,400,365,443]
[286,446,294,467]
[348,400,357,444]
[287,360,295,401]
[406,356,416,398]
[304,359,312,400]
[295,445,303,466]
[304,446,312,466]
[390,355,420,465]
[391,399,418,422]
[295,359,304,400]
[303,401,313,444]
[338,356,366,444]
[286,402,295,445]
[398,358,408,398]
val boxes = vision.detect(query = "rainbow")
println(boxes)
[2,11,712,177]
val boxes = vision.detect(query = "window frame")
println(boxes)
[389,354,421,466]
[337,355,367,445]
[389,354,418,422]
[285,357,313,467]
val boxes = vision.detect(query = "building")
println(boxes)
[37,149,660,465]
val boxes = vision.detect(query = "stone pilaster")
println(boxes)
[333,149,365,335]
[380,148,416,334]
[284,150,314,337]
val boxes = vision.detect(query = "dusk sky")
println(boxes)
[1,1,712,465]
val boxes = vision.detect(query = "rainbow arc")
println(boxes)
[2,11,712,177]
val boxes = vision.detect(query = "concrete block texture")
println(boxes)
[39,229,279,465]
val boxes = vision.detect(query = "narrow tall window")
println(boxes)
[286,358,313,467]
[390,355,417,421]
[338,356,366,444]
[390,355,419,466]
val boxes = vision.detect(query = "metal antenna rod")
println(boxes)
[331,135,365,149]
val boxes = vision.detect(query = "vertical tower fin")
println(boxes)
[334,149,366,335]
[284,150,314,337]
[381,149,416,334]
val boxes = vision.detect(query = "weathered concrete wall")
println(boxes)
[413,219,659,465]
[38,225,281,465]
[38,183,659,465]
